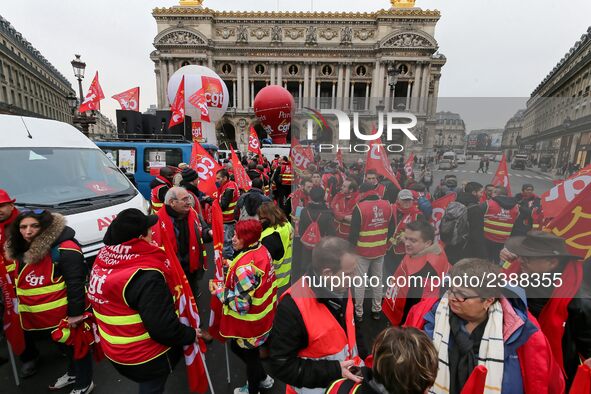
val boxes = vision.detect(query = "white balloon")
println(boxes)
[167,65,229,123]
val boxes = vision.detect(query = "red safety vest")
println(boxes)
[354,199,392,258]
[391,204,421,255]
[280,163,294,186]
[331,192,360,239]
[483,200,518,243]
[283,278,360,394]
[374,183,386,199]
[16,240,80,331]
[220,243,277,340]
[150,176,171,212]
[218,180,239,223]
[89,240,173,365]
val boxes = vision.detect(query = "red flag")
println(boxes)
[208,200,225,342]
[0,260,25,355]
[230,146,251,191]
[188,88,210,123]
[291,138,314,174]
[169,76,186,128]
[544,183,591,259]
[541,163,591,220]
[79,71,105,113]
[248,126,262,157]
[364,139,402,190]
[404,153,415,178]
[430,192,456,242]
[460,365,488,394]
[189,142,223,198]
[159,221,209,393]
[111,87,140,111]
[569,364,591,394]
[336,150,344,169]
[490,153,511,196]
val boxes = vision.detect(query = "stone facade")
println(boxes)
[88,110,116,138]
[521,26,591,169]
[434,111,466,151]
[501,109,525,161]
[0,14,74,122]
[150,2,445,152]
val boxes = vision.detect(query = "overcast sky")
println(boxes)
[2,0,590,131]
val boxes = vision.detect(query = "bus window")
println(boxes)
[143,148,183,171]
[101,147,137,173]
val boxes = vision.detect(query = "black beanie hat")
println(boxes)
[103,208,158,245]
[182,168,198,183]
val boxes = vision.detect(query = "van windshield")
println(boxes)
[0,147,135,207]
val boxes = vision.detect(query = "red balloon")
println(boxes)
[253,86,294,144]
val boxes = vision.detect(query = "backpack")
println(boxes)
[439,202,469,247]
[300,211,321,250]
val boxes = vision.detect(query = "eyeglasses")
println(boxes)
[21,208,45,214]
[173,197,192,203]
[449,288,482,303]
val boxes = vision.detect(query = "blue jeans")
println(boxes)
[223,223,235,259]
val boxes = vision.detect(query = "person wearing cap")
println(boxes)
[0,189,19,280]
[152,187,212,298]
[5,209,93,392]
[388,189,423,258]
[149,167,175,212]
[89,208,202,394]
[500,231,591,388]
[172,162,189,186]
[179,167,213,211]
[348,183,394,322]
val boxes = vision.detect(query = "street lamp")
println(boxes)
[66,93,78,114]
[71,54,86,102]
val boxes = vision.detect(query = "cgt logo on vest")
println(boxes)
[305,109,418,153]
[25,271,45,287]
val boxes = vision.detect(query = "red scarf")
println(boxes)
[155,208,204,272]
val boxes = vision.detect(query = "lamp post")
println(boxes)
[70,54,95,136]
[71,54,86,103]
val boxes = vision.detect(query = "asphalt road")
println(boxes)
[0,160,558,394]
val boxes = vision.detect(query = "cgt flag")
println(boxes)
[188,88,210,123]
[490,153,511,196]
[208,200,225,342]
[230,146,251,191]
[0,259,25,355]
[291,138,314,174]
[112,87,140,111]
[404,153,415,178]
[169,76,186,128]
[430,192,456,242]
[79,71,105,113]
[544,182,591,259]
[189,142,223,198]
[541,163,591,220]
[248,126,262,157]
[364,139,402,190]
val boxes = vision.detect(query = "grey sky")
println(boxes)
[3,0,590,131]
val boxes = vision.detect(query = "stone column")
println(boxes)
[298,81,303,109]
[243,62,250,109]
[349,82,355,110]
[207,55,213,69]
[411,63,421,113]
[365,83,370,111]
[310,63,317,108]
[236,62,243,110]
[316,82,321,108]
[277,63,283,86]
[270,63,276,85]
[232,80,237,108]
[251,81,255,107]
[406,81,412,111]
[336,64,344,110]
[429,76,441,117]
[343,63,351,111]
[419,63,430,114]
[303,63,310,107]
[331,82,336,109]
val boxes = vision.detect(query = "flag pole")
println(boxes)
[200,351,215,394]
[224,342,231,383]
[7,343,20,386]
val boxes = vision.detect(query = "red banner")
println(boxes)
[430,192,457,241]
[159,221,209,393]
[208,200,225,342]
[201,76,224,109]
[291,139,314,174]
[248,126,262,157]
[0,260,25,355]
[541,163,591,220]
[364,139,402,190]
[231,146,251,191]
[490,153,511,196]
[191,122,203,142]
[188,88,210,123]
[460,365,488,394]
[404,153,415,178]
[544,182,591,259]
[190,142,222,198]
[169,76,186,128]
[79,71,105,113]
[111,87,140,111]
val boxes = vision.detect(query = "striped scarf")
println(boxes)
[430,293,505,394]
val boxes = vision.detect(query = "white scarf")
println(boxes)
[429,293,505,394]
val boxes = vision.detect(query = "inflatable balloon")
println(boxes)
[167,65,229,144]
[253,85,294,144]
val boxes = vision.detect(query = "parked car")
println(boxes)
[438,159,453,170]
[511,158,526,170]
[457,155,466,164]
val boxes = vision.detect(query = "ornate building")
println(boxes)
[521,26,591,169]
[0,14,74,122]
[151,0,445,152]
[501,109,525,161]
[88,110,116,138]
[434,111,466,151]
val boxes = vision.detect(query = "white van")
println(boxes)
[442,151,457,168]
[261,144,291,162]
[0,115,149,260]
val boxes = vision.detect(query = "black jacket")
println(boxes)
[261,226,284,263]
[149,177,170,203]
[268,274,368,389]
[235,188,272,220]
[445,191,487,264]
[299,202,336,239]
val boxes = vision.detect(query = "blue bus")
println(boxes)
[95,140,218,199]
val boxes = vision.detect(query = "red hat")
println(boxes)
[0,189,15,204]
